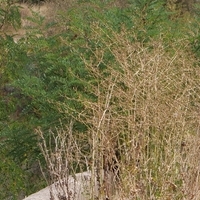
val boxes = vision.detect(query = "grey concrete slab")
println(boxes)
[23,171,96,200]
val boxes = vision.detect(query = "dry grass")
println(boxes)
[36,120,87,200]
[80,25,200,199]
[37,24,200,199]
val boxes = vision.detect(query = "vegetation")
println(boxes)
[0,0,200,199]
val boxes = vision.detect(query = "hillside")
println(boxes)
[0,0,200,199]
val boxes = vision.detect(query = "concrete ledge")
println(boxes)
[23,171,95,200]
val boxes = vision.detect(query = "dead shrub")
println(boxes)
[79,24,200,199]
[36,14,200,200]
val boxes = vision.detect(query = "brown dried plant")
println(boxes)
[80,24,200,199]
[36,121,84,200]
[36,19,200,200]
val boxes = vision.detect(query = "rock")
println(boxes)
[22,171,98,200]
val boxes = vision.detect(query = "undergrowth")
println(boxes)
[0,0,200,199]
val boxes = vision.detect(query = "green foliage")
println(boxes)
[0,1,21,31]
[0,152,25,199]
[128,0,170,41]
[188,9,200,58]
